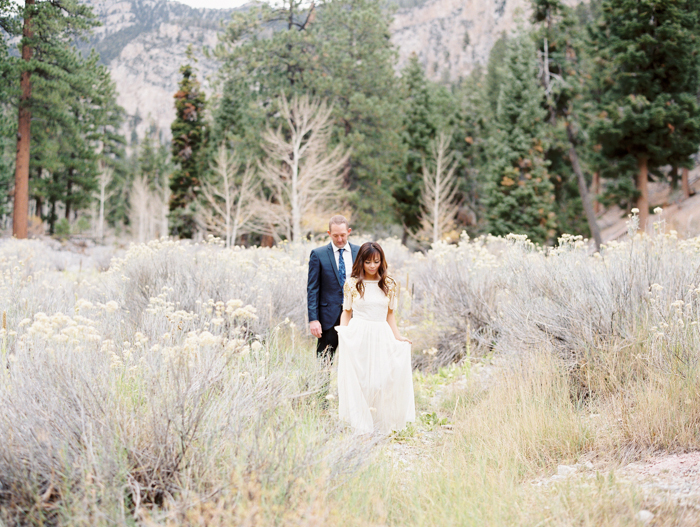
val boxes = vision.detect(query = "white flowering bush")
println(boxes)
[0,237,374,524]
[4,224,700,522]
[96,236,310,334]
[407,232,509,367]
[409,221,700,388]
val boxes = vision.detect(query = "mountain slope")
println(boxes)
[83,0,233,141]
[84,0,584,142]
[391,0,583,82]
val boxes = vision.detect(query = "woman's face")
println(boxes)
[363,252,381,277]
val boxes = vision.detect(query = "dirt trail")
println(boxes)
[620,453,700,512]
[387,361,700,523]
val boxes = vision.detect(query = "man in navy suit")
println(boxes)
[307,215,360,362]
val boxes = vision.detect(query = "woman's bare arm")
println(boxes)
[340,308,352,326]
[387,309,411,343]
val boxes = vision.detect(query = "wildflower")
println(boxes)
[251,341,263,352]
[199,331,218,347]
[631,208,639,214]
[104,301,119,314]
[654,207,663,215]
[75,299,95,312]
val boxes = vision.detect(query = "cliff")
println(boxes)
[84,0,583,140]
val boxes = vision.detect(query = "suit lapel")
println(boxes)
[350,243,359,263]
[327,243,342,287]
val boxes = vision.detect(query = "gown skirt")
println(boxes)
[335,279,415,434]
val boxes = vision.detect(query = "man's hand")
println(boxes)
[309,320,322,339]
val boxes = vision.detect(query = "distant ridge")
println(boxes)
[82,0,585,142]
[82,0,237,142]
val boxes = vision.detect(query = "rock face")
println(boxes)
[83,0,233,141]
[84,0,583,141]
[390,0,582,82]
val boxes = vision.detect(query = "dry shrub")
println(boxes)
[0,239,373,525]
[408,233,507,369]
[409,230,700,381]
[100,237,310,333]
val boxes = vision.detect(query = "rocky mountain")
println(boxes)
[391,0,583,83]
[83,0,583,142]
[82,0,234,142]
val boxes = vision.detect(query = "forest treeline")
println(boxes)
[1,0,699,247]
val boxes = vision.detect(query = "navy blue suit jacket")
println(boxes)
[307,242,360,330]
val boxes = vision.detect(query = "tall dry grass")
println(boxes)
[2,223,700,525]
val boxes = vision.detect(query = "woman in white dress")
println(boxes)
[336,242,415,434]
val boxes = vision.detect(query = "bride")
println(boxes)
[336,242,415,434]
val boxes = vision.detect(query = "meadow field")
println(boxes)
[2,217,700,525]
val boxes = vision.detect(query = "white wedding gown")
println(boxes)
[336,278,415,434]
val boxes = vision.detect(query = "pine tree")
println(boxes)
[170,61,207,239]
[531,0,602,248]
[590,0,700,231]
[213,0,316,154]
[28,49,124,233]
[9,0,97,238]
[214,0,406,231]
[308,0,406,228]
[395,55,440,237]
[0,1,15,218]
[484,34,556,244]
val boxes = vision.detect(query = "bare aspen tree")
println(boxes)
[199,143,260,247]
[419,132,461,244]
[130,175,153,243]
[153,170,170,238]
[258,94,350,242]
[95,166,113,241]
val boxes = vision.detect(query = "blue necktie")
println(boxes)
[338,248,346,285]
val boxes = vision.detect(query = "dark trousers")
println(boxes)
[316,314,341,365]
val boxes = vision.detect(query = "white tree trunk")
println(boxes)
[420,132,460,245]
[257,94,351,243]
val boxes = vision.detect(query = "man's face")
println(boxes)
[328,223,351,249]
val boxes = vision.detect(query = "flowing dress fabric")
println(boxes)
[336,278,415,434]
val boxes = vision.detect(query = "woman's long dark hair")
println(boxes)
[351,242,390,297]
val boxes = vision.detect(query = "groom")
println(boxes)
[307,215,360,362]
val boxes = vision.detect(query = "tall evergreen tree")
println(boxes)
[590,0,700,230]
[170,61,207,238]
[9,0,97,238]
[29,49,124,233]
[213,0,316,153]
[215,0,406,231]
[395,55,455,238]
[310,0,405,228]
[0,0,15,218]
[484,34,556,244]
[531,0,602,248]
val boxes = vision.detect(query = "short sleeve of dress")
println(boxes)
[387,277,398,311]
[343,278,357,311]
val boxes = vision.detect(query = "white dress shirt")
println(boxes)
[333,243,353,279]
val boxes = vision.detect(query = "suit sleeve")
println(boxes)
[307,250,321,323]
